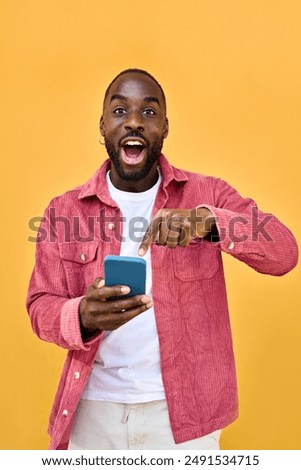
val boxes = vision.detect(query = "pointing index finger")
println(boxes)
[139,211,164,256]
[138,223,152,256]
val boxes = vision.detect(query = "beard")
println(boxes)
[104,135,164,181]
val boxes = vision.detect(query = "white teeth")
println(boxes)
[125,140,143,146]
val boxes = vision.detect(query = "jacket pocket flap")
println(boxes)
[59,242,98,264]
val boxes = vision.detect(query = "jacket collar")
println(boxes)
[78,154,188,205]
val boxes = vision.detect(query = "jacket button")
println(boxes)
[108,223,115,230]
[228,242,235,250]
[80,253,86,261]
[74,371,80,379]
[62,409,68,417]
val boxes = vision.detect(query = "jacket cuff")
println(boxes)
[61,296,102,350]
[197,204,252,256]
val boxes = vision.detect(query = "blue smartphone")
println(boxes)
[104,255,146,299]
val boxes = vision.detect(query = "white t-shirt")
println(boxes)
[82,170,166,403]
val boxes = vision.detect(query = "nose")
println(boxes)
[124,111,144,132]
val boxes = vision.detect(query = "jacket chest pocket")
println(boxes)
[59,242,99,297]
[172,242,220,281]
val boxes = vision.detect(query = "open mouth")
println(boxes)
[120,139,147,166]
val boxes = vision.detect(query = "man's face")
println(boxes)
[100,73,169,182]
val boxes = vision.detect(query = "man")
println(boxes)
[27,69,298,450]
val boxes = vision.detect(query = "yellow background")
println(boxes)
[1,0,300,450]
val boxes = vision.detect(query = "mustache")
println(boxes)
[118,131,150,147]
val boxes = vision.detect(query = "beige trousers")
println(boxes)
[69,399,222,450]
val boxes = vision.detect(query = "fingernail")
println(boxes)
[97,279,105,288]
[138,248,145,256]
[121,286,130,293]
[141,296,150,303]
[146,301,154,308]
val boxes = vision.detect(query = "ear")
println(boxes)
[99,116,105,137]
[163,117,169,139]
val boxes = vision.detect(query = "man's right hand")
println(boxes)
[79,277,153,338]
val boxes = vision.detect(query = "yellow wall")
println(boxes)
[1,0,300,449]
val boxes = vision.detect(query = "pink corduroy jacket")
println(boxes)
[26,155,298,449]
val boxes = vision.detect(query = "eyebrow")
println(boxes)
[110,94,160,106]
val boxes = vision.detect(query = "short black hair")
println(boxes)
[103,68,167,111]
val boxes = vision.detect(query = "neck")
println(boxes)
[109,164,159,192]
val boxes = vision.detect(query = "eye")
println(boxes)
[143,108,156,116]
[113,107,126,114]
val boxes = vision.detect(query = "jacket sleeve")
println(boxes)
[200,177,298,276]
[26,200,101,350]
